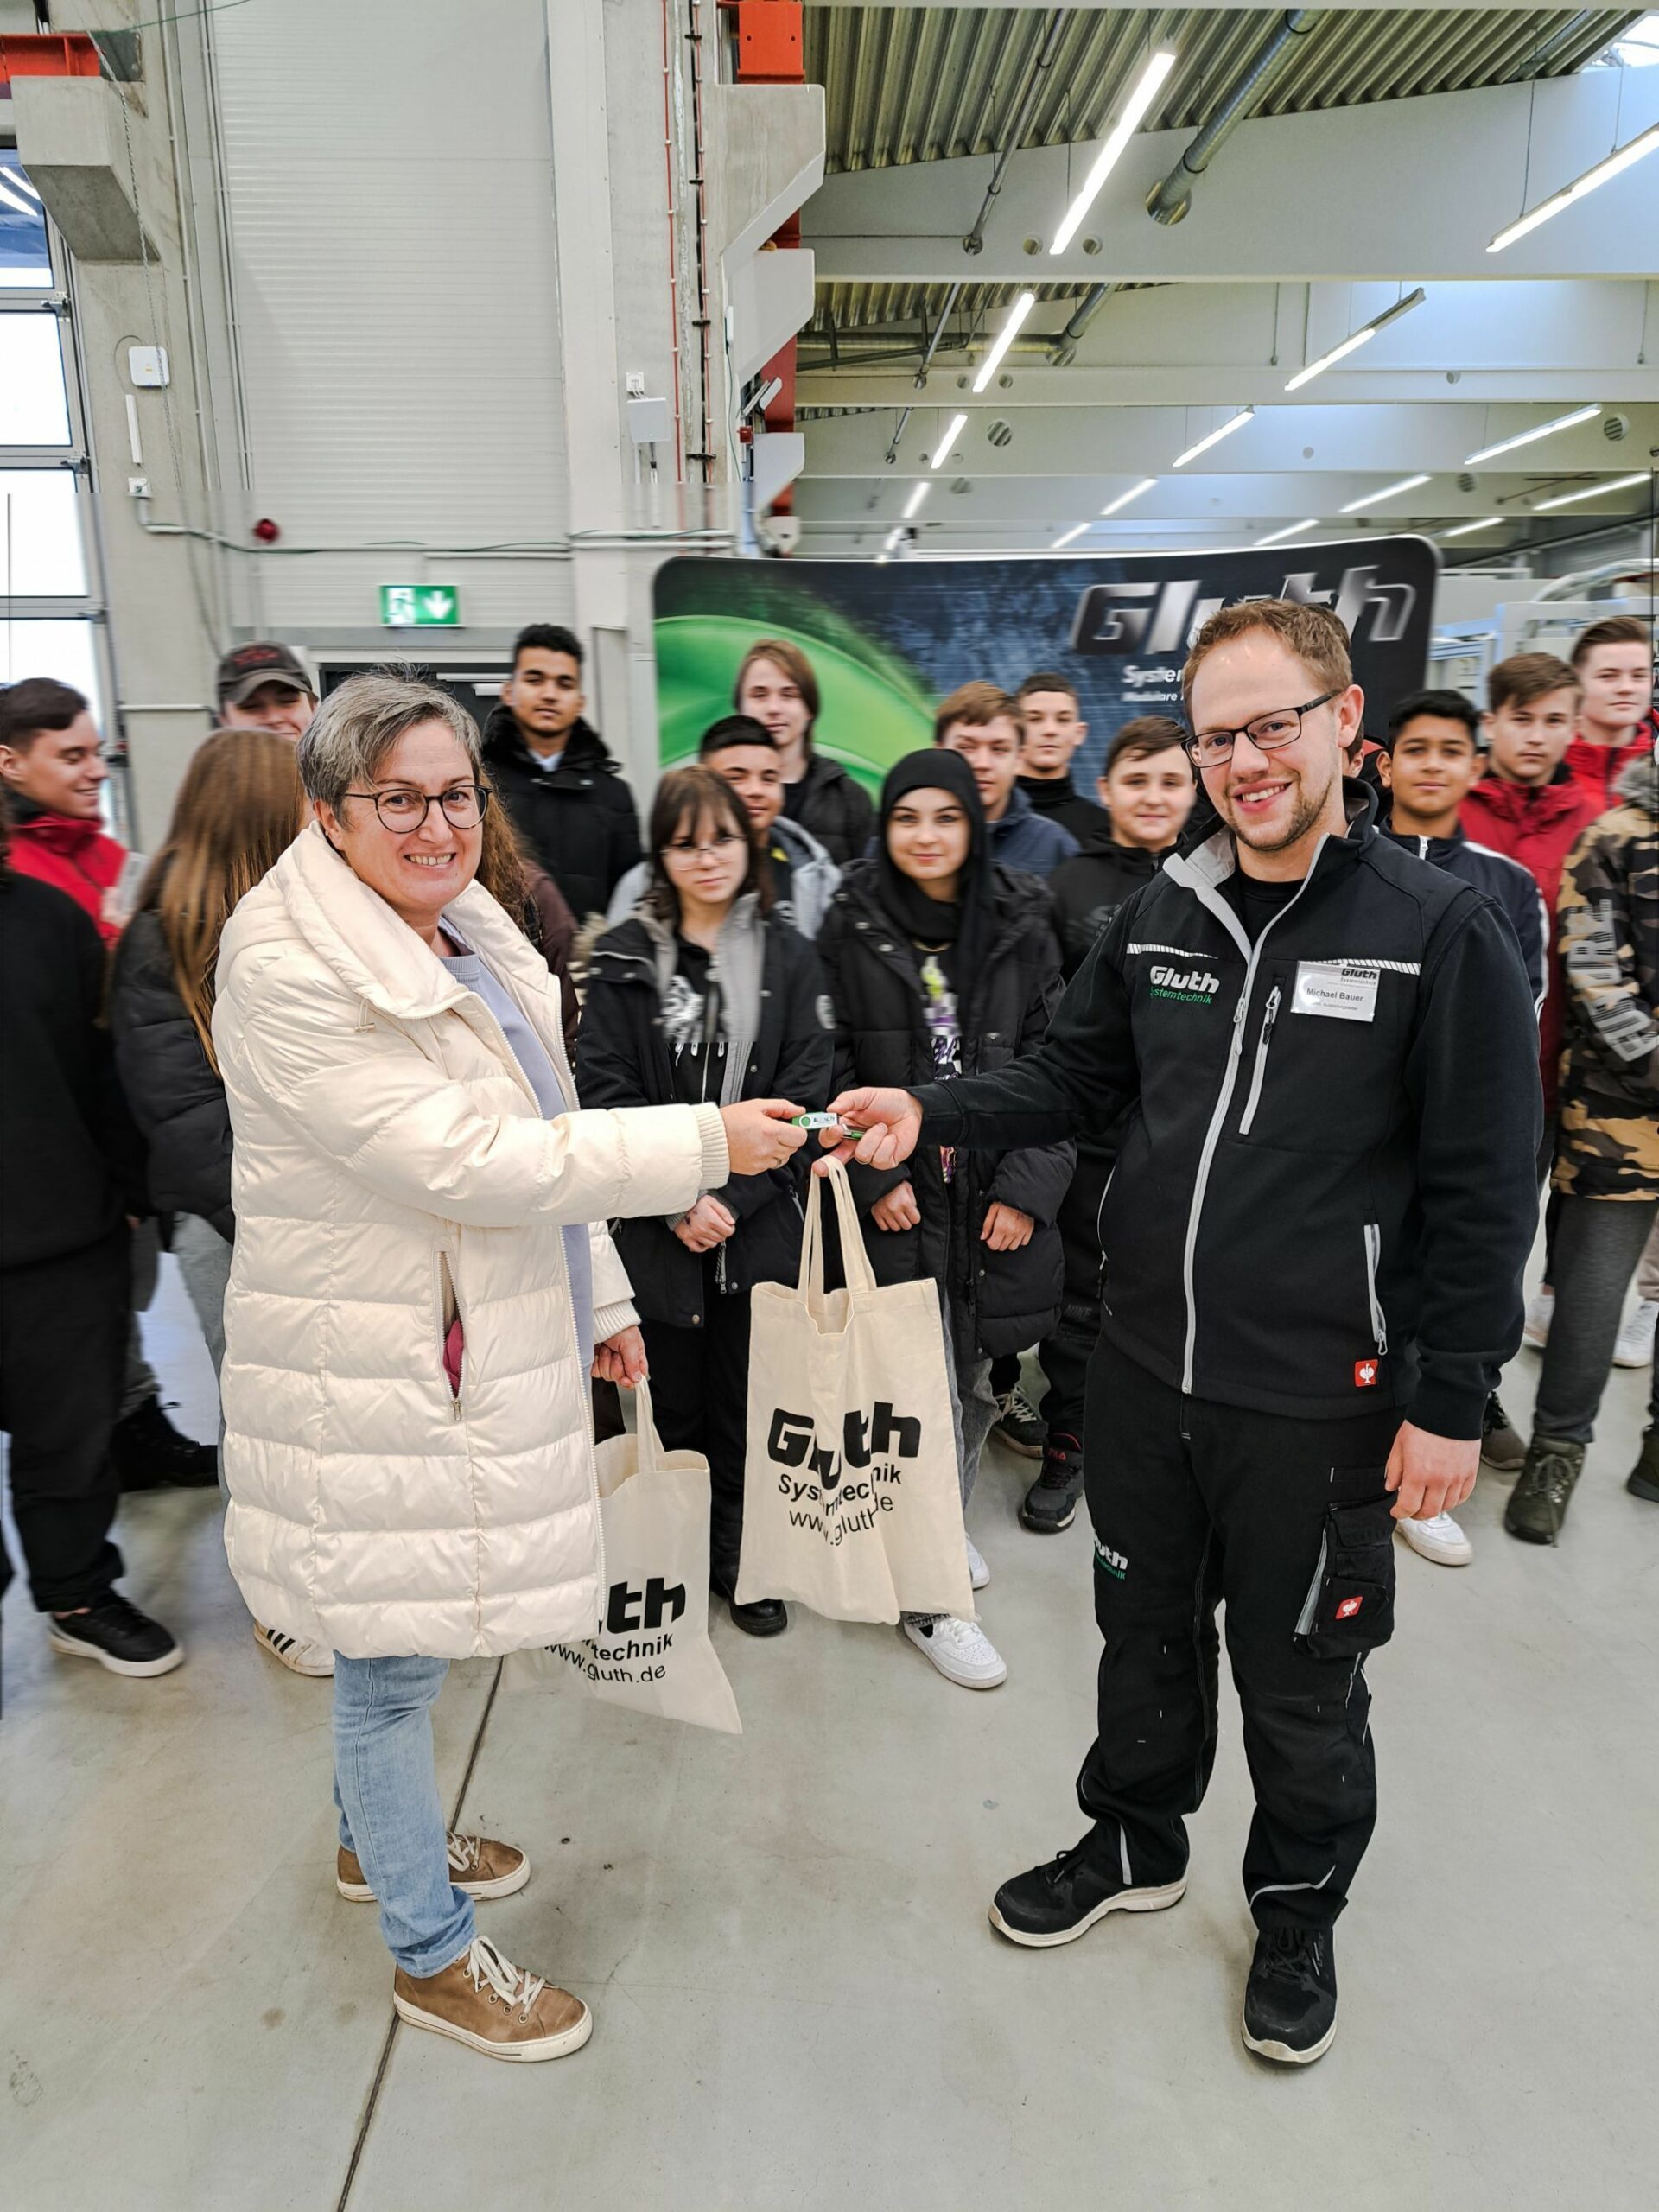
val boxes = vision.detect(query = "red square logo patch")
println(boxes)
[1353,1359,1379,1388]
[1335,1594,1364,1621]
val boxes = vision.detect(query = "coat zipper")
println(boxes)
[1294,1529,1329,1637]
[1171,841,1330,1395]
[1363,1222,1389,1357]
[1236,984,1281,1137]
[435,1249,465,1421]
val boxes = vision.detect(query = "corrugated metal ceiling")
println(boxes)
[806,5,1643,175]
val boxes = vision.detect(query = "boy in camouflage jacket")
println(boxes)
[1510,747,1659,1540]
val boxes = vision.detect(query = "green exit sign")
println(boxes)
[380,583,460,626]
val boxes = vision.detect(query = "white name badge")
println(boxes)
[1291,961,1380,1022]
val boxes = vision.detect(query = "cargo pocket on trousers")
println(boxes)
[1293,1491,1396,1660]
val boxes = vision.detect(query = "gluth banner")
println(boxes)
[653,536,1439,795]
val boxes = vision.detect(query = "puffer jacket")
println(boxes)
[212,823,727,1660]
[110,906,235,1239]
[1554,750,1659,1201]
[816,860,1073,1357]
[786,751,874,868]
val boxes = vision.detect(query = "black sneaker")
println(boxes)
[1242,1924,1338,2064]
[48,1592,183,1678]
[1627,1429,1659,1503]
[993,1385,1045,1459]
[1020,1434,1085,1533]
[989,1844,1185,1948]
[1480,1392,1525,1476]
[111,1395,219,1491]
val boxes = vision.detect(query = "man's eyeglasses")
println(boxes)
[344,784,490,830]
[1185,690,1340,769]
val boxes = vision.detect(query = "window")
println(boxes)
[0,468,88,596]
[0,155,52,288]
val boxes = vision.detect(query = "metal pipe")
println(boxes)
[1146,9,1316,226]
[963,10,1068,252]
[913,279,963,388]
[1048,281,1120,365]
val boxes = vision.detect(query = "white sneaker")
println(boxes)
[966,1536,990,1592]
[1614,1298,1657,1368]
[1397,1512,1473,1567]
[1522,1287,1554,1350]
[902,1612,1007,1689]
[254,1621,335,1677]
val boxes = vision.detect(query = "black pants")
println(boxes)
[0,1227,129,1612]
[1038,1152,1109,1446]
[641,1258,752,1587]
[1077,1337,1402,1932]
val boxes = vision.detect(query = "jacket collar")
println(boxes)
[270,822,551,1023]
[9,799,109,853]
[771,813,832,870]
[988,785,1034,838]
[481,705,613,777]
[1166,778,1374,953]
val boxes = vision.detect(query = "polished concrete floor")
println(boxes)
[2,1255,1656,2212]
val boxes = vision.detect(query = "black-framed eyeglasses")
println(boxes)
[1185,690,1340,769]
[664,830,746,861]
[343,783,491,830]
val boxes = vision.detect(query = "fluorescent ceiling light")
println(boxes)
[1256,518,1320,549]
[1532,470,1652,513]
[1049,48,1179,254]
[883,525,905,551]
[1465,404,1601,466]
[1052,523,1091,550]
[1101,476,1157,516]
[1284,288,1426,392]
[1489,123,1659,252]
[1339,474,1431,515]
[0,178,40,219]
[902,481,930,520]
[1173,406,1254,468]
[1442,518,1502,539]
[972,292,1036,395]
[930,412,967,470]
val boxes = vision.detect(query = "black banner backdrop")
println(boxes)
[653,536,1440,792]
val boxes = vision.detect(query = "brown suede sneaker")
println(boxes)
[337,1833,530,1903]
[393,1937,592,2062]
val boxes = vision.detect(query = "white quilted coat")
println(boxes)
[212,824,726,1660]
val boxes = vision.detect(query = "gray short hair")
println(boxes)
[296,668,481,811]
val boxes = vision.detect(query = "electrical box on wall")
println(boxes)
[626,395,671,446]
[127,345,168,387]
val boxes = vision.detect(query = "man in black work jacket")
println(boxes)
[480,623,640,923]
[823,600,1541,2067]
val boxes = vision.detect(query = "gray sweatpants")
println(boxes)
[1535,1195,1659,1443]
[119,1218,161,1420]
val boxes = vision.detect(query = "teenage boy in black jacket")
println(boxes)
[823,600,1540,2067]
[480,623,641,922]
[0,813,182,1679]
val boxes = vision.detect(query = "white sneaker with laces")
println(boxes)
[966,1536,990,1592]
[1397,1512,1473,1567]
[902,1612,1008,1688]
[1522,1287,1554,1350]
[1614,1298,1657,1369]
[254,1621,335,1677]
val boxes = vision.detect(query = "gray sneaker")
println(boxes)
[1505,1434,1586,1545]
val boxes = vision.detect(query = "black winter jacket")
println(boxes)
[1019,774,1112,850]
[109,909,234,1241]
[912,785,1541,1437]
[577,912,835,1328]
[480,708,641,923]
[817,861,1074,1357]
[786,752,874,868]
[1381,822,1547,1012]
[1,871,147,1269]
[1049,840,1164,983]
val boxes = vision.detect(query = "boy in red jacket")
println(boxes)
[1565,613,1655,811]
[0,679,128,942]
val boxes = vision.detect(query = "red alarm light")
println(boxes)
[251,517,281,544]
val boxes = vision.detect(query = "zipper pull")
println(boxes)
[452,1395,464,1423]
[1262,982,1281,1039]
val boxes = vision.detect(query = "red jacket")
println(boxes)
[8,804,128,944]
[1461,770,1599,1114]
[1564,731,1651,812]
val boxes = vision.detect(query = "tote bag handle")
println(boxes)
[796,1156,879,1307]
[630,1376,665,1474]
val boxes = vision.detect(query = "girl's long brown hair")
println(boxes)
[474,779,537,934]
[136,728,306,1069]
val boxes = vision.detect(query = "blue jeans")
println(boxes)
[331,1654,474,1977]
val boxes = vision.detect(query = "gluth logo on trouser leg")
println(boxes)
[1094,1538,1128,1580]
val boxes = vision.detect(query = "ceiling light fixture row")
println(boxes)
[1172,407,1255,468]
[972,293,1037,394]
[1442,518,1502,539]
[1256,518,1321,549]
[930,412,968,469]
[902,481,930,520]
[1531,470,1653,512]
[1488,122,1659,251]
[1338,474,1431,514]
[1284,288,1427,392]
[1464,404,1601,465]
[1049,48,1179,254]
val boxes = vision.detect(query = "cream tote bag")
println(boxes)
[737,1160,972,1624]
[504,1381,741,1734]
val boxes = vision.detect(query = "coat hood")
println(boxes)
[481,703,617,777]
[1614,747,1659,816]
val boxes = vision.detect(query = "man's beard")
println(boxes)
[1224,757,1338,855]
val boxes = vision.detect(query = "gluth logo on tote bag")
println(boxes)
[740,1160,971,1624]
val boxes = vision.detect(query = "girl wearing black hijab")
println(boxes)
[816,750,1074,1690]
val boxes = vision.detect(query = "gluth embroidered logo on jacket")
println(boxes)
[1148,963,1222,1003]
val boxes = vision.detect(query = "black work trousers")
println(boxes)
[1077,1337,1403,1932]
[640,1257,753,1588]
[0,1226,129,1612]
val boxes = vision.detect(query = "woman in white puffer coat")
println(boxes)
[213,671,809,2065]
